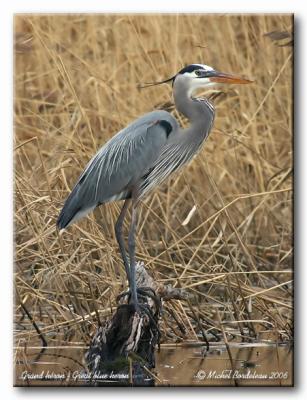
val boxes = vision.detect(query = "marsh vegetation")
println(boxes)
[14,14,293,386]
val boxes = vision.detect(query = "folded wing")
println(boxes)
[57,110,177,229]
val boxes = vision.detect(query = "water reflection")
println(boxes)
[155,344,292,386]
[14,343,293,386]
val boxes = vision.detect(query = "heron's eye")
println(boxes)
[195,70,202,77]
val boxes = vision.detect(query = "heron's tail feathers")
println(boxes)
[57,185,130,231]
[56,186,95,231]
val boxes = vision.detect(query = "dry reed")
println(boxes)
[14,14,293,358]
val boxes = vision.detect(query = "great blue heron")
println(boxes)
[57,63,252,310]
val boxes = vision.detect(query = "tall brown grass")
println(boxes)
[14,14,293,354]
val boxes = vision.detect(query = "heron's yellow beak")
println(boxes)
[209,72,253,84]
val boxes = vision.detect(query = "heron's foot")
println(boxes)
[116,287,161,315]
[116,288,139,312]
[137,287,162,311]
[116,290,129,302]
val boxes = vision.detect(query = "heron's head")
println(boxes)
[173,64,253,95]
[139,63,252,94]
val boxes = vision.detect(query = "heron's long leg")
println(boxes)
[114,199,131,284]
[128,202,138,310]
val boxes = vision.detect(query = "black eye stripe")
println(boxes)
[178,65,215,78]
[178,64,204,75]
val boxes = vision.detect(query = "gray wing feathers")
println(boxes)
[57,111,176,229]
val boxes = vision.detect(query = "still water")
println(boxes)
[156,343,292,386]
[15,342,292,386]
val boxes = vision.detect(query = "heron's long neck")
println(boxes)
[173,84,215,138]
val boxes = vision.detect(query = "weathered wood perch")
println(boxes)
[85,261,190,386]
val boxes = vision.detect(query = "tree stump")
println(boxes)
[85,261,189,386]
